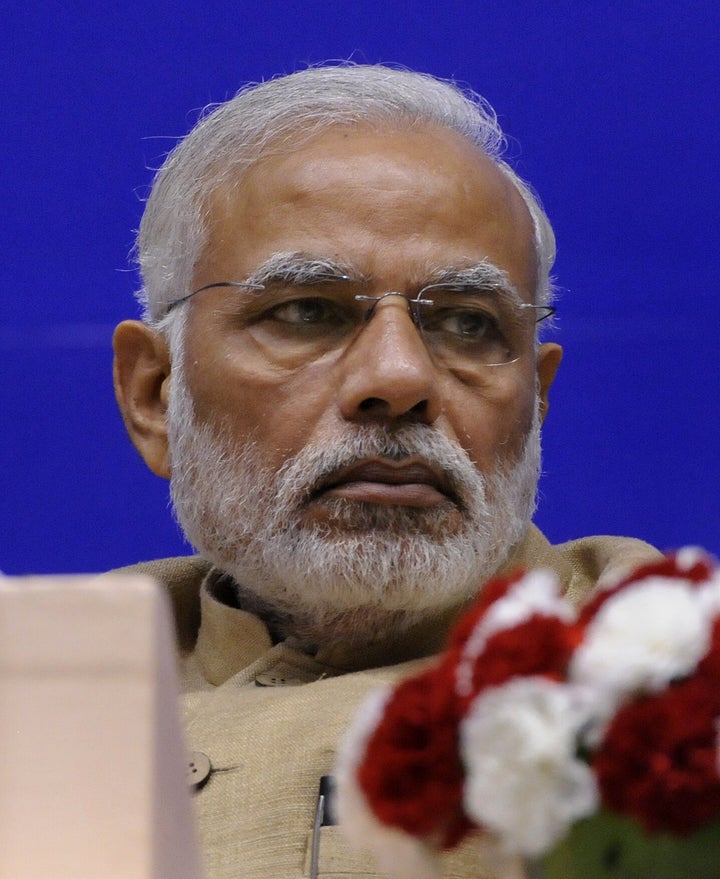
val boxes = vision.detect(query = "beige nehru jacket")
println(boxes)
[118,527,661,879]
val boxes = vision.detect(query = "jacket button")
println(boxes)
[187,752,212,790]
[255,662,323,687]
[255,671,304,686]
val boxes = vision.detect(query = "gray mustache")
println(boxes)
[274,424,478,499]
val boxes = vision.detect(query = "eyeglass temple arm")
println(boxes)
[163,281,265,314]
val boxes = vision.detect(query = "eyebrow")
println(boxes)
[423,262,525,309]
[243,252,366,288]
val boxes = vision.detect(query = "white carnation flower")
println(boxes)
[456,570,573,696]
[698,570,720,618]
[570,578,712,700]
[460,677,598,858]
[676,546,711,571]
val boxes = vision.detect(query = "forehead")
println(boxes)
[195,123,537,298]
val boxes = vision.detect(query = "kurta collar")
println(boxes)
[195,575,273,686]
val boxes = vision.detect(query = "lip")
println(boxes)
[311,457,458,508]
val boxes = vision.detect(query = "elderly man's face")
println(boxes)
[184,125,552,494]
[154,124,561,634]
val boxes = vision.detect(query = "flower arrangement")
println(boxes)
[336,549,720,879]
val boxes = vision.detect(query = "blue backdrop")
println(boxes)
[2,1,718,574]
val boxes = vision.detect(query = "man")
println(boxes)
[113,65,659,878]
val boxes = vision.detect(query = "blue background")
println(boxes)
[2,1,718,574]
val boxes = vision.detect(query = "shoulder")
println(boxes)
[109,556,213,652]
[554,534,663,606]
[505,526,662,607]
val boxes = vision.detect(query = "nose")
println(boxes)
[336,295,442,425]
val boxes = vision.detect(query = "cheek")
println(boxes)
[446,370,537,467]
[184,346,339,461]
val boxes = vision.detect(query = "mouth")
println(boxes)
[309,457,459,508]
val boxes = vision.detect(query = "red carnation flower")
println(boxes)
[357,665,472,849]
[457,614,582,712]
[594,674,720,834]
[696,617,720,681]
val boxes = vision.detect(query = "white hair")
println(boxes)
[136,64,556,346]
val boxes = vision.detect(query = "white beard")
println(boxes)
[167,371,542,643]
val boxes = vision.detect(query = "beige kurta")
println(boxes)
[117,527,661,879]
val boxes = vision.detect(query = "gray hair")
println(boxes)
[136,64,556,342]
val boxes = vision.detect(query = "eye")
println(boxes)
[426,306,501,341]
[267,297,345,327]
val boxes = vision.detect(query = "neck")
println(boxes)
[233,580,473,670]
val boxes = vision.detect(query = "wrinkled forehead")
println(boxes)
[196,123,538,298]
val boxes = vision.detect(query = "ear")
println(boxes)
[113,320,172,479]
[536,342,563,422]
